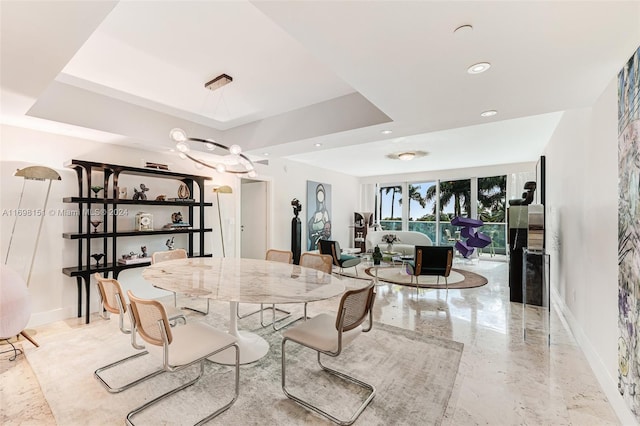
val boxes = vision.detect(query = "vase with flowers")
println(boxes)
[381,233,400,253]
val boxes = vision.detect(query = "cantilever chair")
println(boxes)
[319,239,361,276]
[93,274,186,393]
[265,252,333,331]
[406,246,454,292]
[152,249,211,315]
[126,290,240,426]
[281,282,377,425]
[237,249,293,326]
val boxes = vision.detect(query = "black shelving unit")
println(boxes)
[62,159,213,323]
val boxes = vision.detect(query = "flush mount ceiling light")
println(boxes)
[381,129,393,135]
[386,151,428,161]
[205,73,233,91]
[467,62,491,74]
[169,128,256,177]
[481,110,498,117]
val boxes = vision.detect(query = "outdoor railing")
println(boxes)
[379,220,507,255]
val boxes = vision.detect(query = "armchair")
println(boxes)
[318,239,361,276]
[406,246,454,291]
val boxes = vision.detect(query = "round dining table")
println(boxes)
[142,257,346,364]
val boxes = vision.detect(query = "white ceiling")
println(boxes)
[1,1,639,177]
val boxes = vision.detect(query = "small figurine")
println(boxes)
[166,237,175,250]
[178,183,190,199]
[132,183,150,201]
[372,246,382,265]
[117,186,127,199]
[155,194,166,201]
[90,186,104,198]
[171,212,183,224]
[140,246,148,257]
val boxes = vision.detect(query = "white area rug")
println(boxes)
[24,304,463,425]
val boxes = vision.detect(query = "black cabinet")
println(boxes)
[62,159,213,323]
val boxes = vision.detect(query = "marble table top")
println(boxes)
[142,257,346,304]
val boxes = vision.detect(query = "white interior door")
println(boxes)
[241,179,268,259]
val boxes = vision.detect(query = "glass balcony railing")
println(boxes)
[379,220,507,255]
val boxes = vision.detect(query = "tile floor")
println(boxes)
[0,258,620,425]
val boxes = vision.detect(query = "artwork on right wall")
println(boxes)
[618,45,640,418]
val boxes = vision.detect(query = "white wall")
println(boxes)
[544,76,635,424]
[0,125,359,326]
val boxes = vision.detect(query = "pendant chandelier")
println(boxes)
[169,128,256,177]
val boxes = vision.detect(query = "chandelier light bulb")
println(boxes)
[205,142,215,150]
[178,152,187,160]
[216,164,226,173]
[229,144,242,155]
[194,161,203,169]
[169,128,187,142]
[176,141,190,153]
[248,170,257,178]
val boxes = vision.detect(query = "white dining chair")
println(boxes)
[281,282,376,425]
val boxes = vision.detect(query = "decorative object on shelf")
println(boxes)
[140,246,148,257]
[212,185,233,257]
[135,212,153,231]
[373,246,382,265]
[145,161,169,171]
[4,165,61,288]
[171,212,183,223]
[118,251,151,265]
[169,128,257,177]
[132,183,149,201]
[155,194,166,201]
[116,186,127,199]
[166,237,175,250]
[91,253,104,267]
[177,183,190,199]
[89,218,102,233]
[163,211,191,230]
[90,186,104,198]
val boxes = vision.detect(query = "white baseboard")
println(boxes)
[551,287,637,425]
[27,306,79,328]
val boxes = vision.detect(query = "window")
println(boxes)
[379,185,402,231]
[478,175,507,255]
[407,181,436,242]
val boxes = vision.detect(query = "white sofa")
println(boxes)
[365,231,432,255]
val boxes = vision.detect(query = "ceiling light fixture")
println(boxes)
[314,143,322,147]
[386,151,428,161]
[205,73,233,91]
[381,130,393,135]
[467,62,491,74]
[481,110,498,117]
[397,152,416,161]
[169,128,256,177]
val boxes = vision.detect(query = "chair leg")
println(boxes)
[126,343,240,426]
[281,338,376,426]
[94,351,165,393]
[0,339,23,361]
[271,303,307,331]
[181,299,211,315]
[257,304,292,327]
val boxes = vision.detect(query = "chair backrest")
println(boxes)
[127,290,172,347]
[413,246,454,276]
[335,283,375,332]
[318,240,340,266]
[94,273,126,315]
[152,248,188,264]
[300,252,333,274]
[265,249,293,264]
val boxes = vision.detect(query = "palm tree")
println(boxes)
[380,185,402,219]
[478,176,506,222]
[399,184,426,220]
[425,180,471,217]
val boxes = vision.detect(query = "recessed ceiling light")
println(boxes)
[381,130,393,135]
[481,110,498,117]
[262,152,270,156]
[314,143,322,147]
[467,62,491,74]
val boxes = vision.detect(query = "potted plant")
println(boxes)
[381,234,400,253]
